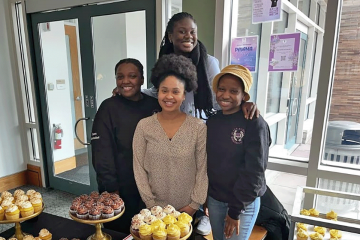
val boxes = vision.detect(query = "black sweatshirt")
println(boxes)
[206,109,271,220]
[91,94,160,195]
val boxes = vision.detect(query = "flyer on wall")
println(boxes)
[230,36,258,72]
[268,33,301,72]
[252,0,282,24]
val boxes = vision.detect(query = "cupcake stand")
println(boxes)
[130,225,193,240]
[0,204,45,240]
[69,207,125,240]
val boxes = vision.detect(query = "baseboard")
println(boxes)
[27,164,43,187]
[0,171,27,192]
[54,156,76,174]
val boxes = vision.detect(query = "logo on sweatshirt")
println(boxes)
[231,128,245,144]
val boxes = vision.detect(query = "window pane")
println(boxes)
[27,128,40,162]
[323,1,360,170]
[298,0,311,17]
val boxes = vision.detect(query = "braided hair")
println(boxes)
[114,58,144,78]
[159,12,213,117]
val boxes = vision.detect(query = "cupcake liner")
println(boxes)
[21,209,35,218]
[76,213,89,220]
[89,214,101,220]
[131,229,140,238]
[180,229,189,238]
[139,233,152,240]
[33,205,43,213]
[102,212,114,219]
[167,236,180,240]
[5,213,20,220]
[152,236,166,240]
[113,208,122,215]
[69,209,77,215]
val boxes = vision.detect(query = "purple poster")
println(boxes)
[268,33,300,72]
[231,36,258,72]
[252,0,282,24]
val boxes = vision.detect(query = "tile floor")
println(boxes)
[0,172,307,233]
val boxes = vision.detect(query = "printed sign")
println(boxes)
[230,36,258,72]
[268,33,301,72]
[252,0,282,24]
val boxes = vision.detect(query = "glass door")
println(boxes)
[285,32,308,150]
[29,0,156,195]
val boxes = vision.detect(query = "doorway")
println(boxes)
[29,0,156,195]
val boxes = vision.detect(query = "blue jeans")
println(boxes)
[208,196,260,240]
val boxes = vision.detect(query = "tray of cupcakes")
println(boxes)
[69,191,125,223]
[130,205,193,240]
[0,189,44,223]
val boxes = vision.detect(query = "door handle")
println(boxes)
[75,96,82,101]
[75,117,90,145]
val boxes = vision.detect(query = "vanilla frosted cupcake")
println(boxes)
[309,208,319,217]
[296,228,309,240]
[5,196,15,204]
[5,204,20,220]
[310,232,323,240]
[140,208,151,217]
[20,201,35,217]
[0,237,6,240]
[167,223,180,240]
[30,192,42,201]
[23,235,35,240]
[163,205,175,214]
[152,226,167,240]
[17,194,29,202]
[39,228,52,240]
[175,220,190,238]
[169,210,181,218]
[131,219,145,237]
[163,214,177,225]
[151,206,163,215]
[155,212,166,220]
[326,210,337,220]
[144,215,157,224]
[177,212,192,226]
[329,229,342,239]
[1,199,13,211]
[132,213,145,223]
[31,198,43,213]
[26,190,36,198]
[1,191,12,199]
[15,199,25,208]
[14,189,25,199]
[314,226,326,236]
[0,206,4,220]
[139,224,152,240]
[300,209,310,216]
[297,222,308,231]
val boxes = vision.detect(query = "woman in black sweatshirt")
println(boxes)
[206,65,271,240]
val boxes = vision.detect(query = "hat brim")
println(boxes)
[212,73,250,101]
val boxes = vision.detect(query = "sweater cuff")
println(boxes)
[228,207,242,220]
[145,199,156,208]
[189,201,200,210]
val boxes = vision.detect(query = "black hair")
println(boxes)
[114,58,144,79]
[159,12,213,117]
[150,54,198,92]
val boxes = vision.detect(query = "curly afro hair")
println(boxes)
[150,54,198,92]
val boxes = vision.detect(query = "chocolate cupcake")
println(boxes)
[90,191,99,198]
[110,193,120,201]
[94,202,105,211]
[102,206,114,219]
[84,201,94,209]
[69,203,79,215]
[72,197,82,204]
[97,196,106,203]
[79,194,88,201]
[111,201,123,215]
[89,207,101,220]
[100,191,111,198]
[103,198,114,207]
[76,205,89,219]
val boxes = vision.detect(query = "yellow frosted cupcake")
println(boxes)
[14,189,25,199]
[177,212,193,226]
[163,214,177,225]
[139,223,153,240]
[296,228,309,240]
[0,206,4,220]
[314,226,326,236]
[20,201,35,217]
[152,226,167,240]
[310,232,323,240]
[175,220,190,238]
[167,223,181,240]
[31,198,43,213]
[300,209,310,216]
[5,204,20,220]
[39,228,52,240]
[151,219,166,230]
[326,210,337,220]
[329,229,342,239]
[309,208,319,217]
[296,222,308,231]
[1,198,13,211]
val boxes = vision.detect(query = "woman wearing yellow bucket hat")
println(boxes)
[206,64,271,240]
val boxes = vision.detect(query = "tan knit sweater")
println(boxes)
[133,114,208,210]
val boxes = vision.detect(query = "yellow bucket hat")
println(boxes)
[212,64,253,101]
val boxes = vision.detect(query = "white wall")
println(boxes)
[40,21,75,162]
[0,0,26,177]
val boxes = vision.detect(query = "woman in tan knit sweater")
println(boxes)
[133,54,208,216]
